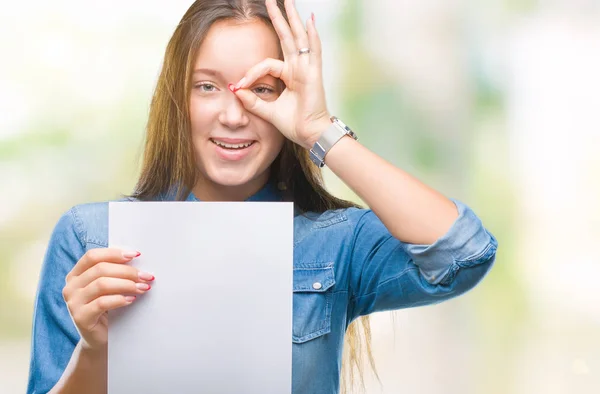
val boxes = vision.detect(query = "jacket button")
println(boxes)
[312,282,323,290]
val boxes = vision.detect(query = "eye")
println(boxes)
[252,86,275,95]
[195,83,217,92]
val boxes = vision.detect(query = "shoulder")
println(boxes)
[293,206,372,243]
[294,206,374,228]
[59,197,133,248]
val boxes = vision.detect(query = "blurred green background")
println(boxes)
[1,0,599,392]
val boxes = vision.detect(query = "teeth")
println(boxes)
[212,139,253,149]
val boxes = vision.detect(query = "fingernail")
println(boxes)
[235,77,246,89]
[228,83,238,93]
[138,272,155,281]
[311,12,315,23]
[136,283,151,291]
[123,251,141,259]
[125,296,136,303]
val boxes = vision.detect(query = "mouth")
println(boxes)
[210,138,256,161]
[210,138,256,150]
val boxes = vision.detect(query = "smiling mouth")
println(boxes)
[210,138,256,150]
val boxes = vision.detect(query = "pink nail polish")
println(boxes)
[125,296,136,303]
[311,12,315,23]
[123,251,141,259]
[228,83,238,93]
[138,272,155,281]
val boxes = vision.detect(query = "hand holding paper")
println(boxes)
[61,248,154,351]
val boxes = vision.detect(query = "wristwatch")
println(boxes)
[309,116,358,167]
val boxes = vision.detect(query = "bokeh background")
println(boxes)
[1,0,599,392]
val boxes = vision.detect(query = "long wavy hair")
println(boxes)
[131,0,376,391]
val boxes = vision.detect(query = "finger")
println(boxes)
[75,295,136,329]
[80,277,150,305]
[284,0,309,50]
[266,0,296,58]
[64,263,139,304]
[234,89,273,122]
[69,248,140,278]
[71,262,153,290]
[306,13,322,66]
[236,58,285,89]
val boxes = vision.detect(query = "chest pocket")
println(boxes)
[292,263,336,343]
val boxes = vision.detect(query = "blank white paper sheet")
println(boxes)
[108,201,293,394]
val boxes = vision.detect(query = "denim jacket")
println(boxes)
[27,182,498,394]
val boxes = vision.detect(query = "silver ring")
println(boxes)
[298,47,311,55]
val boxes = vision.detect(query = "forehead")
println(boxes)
[194,19,281,72]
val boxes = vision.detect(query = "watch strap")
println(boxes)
[309,117,357,167]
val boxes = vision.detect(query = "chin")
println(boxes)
[205,165,262,188]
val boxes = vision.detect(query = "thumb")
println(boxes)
[234,88,273,122]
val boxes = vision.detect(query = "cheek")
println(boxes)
[262,127,285,154]
[189,97,218,136]
[257,118,283,142]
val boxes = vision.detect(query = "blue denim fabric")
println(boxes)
[27,182,497,394]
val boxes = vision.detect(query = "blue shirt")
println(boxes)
[27,182,498,393]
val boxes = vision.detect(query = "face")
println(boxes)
[189,19,284,200]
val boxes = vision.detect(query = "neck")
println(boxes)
[192,174,270,202]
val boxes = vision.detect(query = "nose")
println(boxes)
[218,92,250,129]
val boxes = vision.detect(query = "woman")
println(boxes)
[27,0,498,393]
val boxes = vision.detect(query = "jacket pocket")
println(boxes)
[292,263,336,343]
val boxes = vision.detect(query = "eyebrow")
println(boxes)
[192,67,279,84]
[193,68,224,78]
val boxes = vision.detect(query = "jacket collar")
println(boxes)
[184,181,283,203]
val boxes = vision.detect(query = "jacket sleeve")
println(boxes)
[27,208,84,394]
[347,199,497,320]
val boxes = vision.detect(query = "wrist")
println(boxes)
[306,115,358,167]
[303,117,332,150]
[79,339,107,359]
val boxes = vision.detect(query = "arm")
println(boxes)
[28,208,146,394]
[27,209,89,394]
[48,344,107,394]
[346,201,497,320]
[315,121,497,315]
[320,133,458,245]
